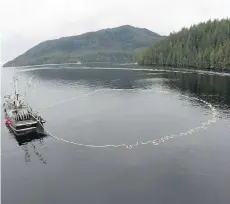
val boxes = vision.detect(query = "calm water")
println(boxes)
[1,65,230,204]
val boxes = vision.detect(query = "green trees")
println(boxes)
[137,18,230,69]
[210,50,216,68]
[3,25,165,67]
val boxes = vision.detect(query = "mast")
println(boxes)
[13,77,19,100]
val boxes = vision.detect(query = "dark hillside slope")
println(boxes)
[4,25,165,67]
[137,19,230,69]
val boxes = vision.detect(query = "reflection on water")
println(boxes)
[2,66,230,204]
[12,130,48,146]
[21,66,230,108]
[23,68,149,89]
[160,71,230,120]
[5,124,48,164]
[162,71,230,101]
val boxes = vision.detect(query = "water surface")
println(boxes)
[1,65,230,204]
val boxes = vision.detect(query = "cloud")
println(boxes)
[1,0,229,62]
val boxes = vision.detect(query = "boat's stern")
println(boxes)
[5,118,38,136]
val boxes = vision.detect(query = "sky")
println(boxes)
[0,0,230,63]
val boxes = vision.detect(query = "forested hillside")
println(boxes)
[136,19,230,69]
[3,25,165,67]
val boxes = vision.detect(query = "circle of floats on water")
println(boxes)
[18,67,219,149]
[37,89,218,149]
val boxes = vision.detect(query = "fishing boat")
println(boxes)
[3,77,45,136]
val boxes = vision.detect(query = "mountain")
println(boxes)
[136,19,230,69]
[3,25,165,67]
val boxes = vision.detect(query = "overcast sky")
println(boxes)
[1,0,229,63]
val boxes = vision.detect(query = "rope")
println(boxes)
[32,89,218,150]
[12,67,220,150]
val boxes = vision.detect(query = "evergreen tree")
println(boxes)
[210,50,216,69]
[137,18,230,69]
[159,52,164,65]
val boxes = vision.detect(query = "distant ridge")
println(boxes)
[3,25,165,67]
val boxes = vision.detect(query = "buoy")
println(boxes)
[5,118,12,125]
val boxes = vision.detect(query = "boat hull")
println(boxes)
[6,123,37,136]
[5,116,45,136]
